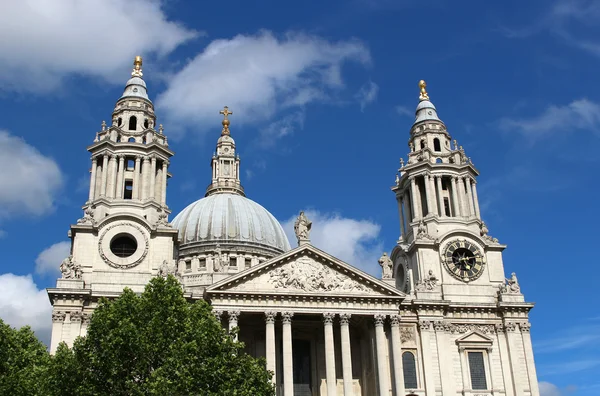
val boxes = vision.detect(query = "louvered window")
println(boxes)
[402,351,418,389]
[468,351,487,390]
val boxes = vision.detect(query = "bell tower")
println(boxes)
[47,57,178,353]
[390,81,510,304]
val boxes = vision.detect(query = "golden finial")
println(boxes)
[219,106,233,136]
[419,79,429,101]
[131,55,143,77]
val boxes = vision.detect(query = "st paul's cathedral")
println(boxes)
[48,57,540,396]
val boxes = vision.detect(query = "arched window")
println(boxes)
[433,138,441,152]
[142,136,147,144]
[420,140,425,150]
[436,158,443,164]
[117,117,122,127]
[144,119,149,129]
[128,137,136,143]
[116,135,121,143]
[128,116,137,131]
[402,352,418,389]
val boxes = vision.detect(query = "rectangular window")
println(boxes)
[245,258,252,269]
[468,351,487,390]
[199,258,206,269]
[124,181,133,200]
[443,197,451,217]
[185,261,191,271]
[229,257,237,267]
[127,159,135,170]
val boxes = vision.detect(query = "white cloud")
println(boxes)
[0,131,64,219]
[499,99,600,142]
[157,31,371,135]
[395,105,413,117]
[539,382,562,396]
[259,111,305,148]
[355,80,379,111]
[0,0,198,92]
[0,273,52,345]
[282,210,383,275]
[35,241,71,276]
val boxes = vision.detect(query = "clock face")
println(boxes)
[442,239,485,282]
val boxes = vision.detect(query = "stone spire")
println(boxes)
[205,106,245,197]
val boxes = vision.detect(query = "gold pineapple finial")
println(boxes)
[219,106,233,136]
[131,55,143,77]
[419,79,429,101]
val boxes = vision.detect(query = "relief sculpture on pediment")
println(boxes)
[268,257,370,293]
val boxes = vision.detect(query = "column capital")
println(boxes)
[339,313,351,325]
[323,312,335,324]
[519,322,531,333]
[390,314,401,327]
[52,312,66,323]
[69,311,83,323]
[163,159,170,167]
[135,155,142,161]
[228,310,240,321]
[265,311,277,324]
[91,156,98,163]
[419,320,432,331]
[150,154,157,161]
[143,155,150,161]
[213,310,224,321]
[374,314,386,327]
[282,311,294,324]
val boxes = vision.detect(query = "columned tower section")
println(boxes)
[47,57,178,353]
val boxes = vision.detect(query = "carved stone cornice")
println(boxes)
[265,311,276,324]
[339,313,351,325]
[282,311,294,324]
[374,314,386,327]
[323,313,335,325]
[390,314,401,327]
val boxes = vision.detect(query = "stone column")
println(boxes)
[323,313,337,396]
[472,181,481,219]
[398,198,406,238]
[429,174,438,216]
[457,177,467,217]
[107,154,118,198]
[418,320,436,395]
[374,314,390,396]
[451,176,461,217]
[282,312,294,396]
[423,174,432,215]
[69,312,83,346]
[100,154,108,196]
[132,156,141,200]
[49,312,66,354]
[436,176,445,217]
[88,156,98,201]
[505,322,525,395]
[390,315,405,396]
[465,176,475,217]
[339,313,353,396]
[434,321,456,395]
[161,160,169,205]
[403,192,412,227]
[409,177,421,220]
[116,155,125,199]
[141,156,150,200]
[228,310,240,341]
[265,312,277,387]
[495,324,515,396]
[520,322,540,396]
[150,155,157,200]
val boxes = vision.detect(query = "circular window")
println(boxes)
[133,87,138,93]
[110,234,138,258]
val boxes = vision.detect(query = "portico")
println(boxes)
[206,244,406,396]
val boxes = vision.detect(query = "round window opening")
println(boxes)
[110,234,138,258]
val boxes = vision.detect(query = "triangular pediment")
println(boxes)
[206,244,406,299]
[455,331,494,348]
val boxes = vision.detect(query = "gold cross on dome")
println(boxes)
[219,106,233,120]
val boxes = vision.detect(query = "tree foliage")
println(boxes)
[0,319,49,396]
[45,275,274,396]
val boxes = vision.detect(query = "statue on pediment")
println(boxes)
[60,255,82,280]
[378,252,393,279]
[294,211,312,246]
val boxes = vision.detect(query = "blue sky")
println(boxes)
[0,0,598,394]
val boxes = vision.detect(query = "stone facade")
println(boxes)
[47,64,539,396]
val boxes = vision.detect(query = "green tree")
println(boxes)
[45,275,274,396]
[0,319,49,396]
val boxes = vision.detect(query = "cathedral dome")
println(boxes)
[171,193,291,255]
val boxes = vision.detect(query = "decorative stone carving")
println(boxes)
[266,257,370,294]
[213,244,225,272]
[228,311,240,323]
[282,311,294,324]
[434,320,446,331]
[213,310,224,321]
[445,323,495,334]
[480,221,499,243]
[501,272,521,294]
[156,211,169,227]
[77,207,95,225]
[158,260,179,279]
[52,312,66,323]
[98,222,149,269]
[504,322,517,332]
[69,311,82,322]
[519,322,531,333]
[339,313,351,325]
[294,211,312,246]
[265,311,276,324]
[416,219,434,240]
[390,314,401,327]
[418,320,431,331]
[60,255,82,280]
[374,314,386,326]
[323,313,335,325]
[400,327,414,343]
[82,313,91,325]
[415,270,439,291]
[378,252,393,279]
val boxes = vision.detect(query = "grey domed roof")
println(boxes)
[171,193,291,254]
